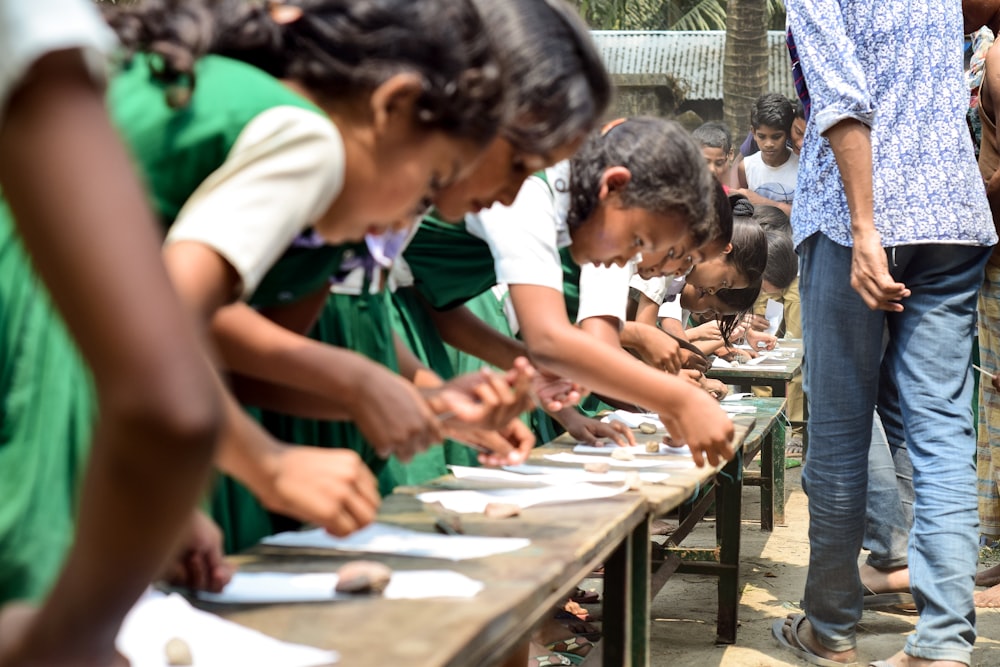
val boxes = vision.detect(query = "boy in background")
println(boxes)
[737,92,799,216]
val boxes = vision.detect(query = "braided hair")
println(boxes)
[101,0,504,144]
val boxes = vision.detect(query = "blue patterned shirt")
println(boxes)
[786,0,997,249]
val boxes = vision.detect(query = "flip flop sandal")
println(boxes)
[530,653,572,666]
[553,610,602,642]
[862,584,914,610]
[570,587,600,604]
[545,636,592,666]
[771,614,860,667]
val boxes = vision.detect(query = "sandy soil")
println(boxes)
[636,466,1000,667]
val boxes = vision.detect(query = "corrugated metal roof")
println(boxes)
[590,30,796,102]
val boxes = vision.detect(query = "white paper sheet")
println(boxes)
[765,298,784,335]
[117,591,338,667]
[545,452,696,469]
[197,570,483,604]
[416,482,627,513]
[572,443,691,457]
[261,523,529,560]
[599,410,665,430]
[719,403,757,414]
[721,392,754,402]
[466,464,673,484]
[711,356,734,368]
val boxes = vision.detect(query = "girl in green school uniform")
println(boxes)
[0,0,515,605]
[222,0,616,521]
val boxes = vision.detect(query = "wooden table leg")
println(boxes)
[602,529,632,667]
[630,516,650,667]
[714,450,743,644]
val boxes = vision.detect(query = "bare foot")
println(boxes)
[860,562,911,594]
[782,615,858,664]
[873,649,967,666]
[975,583,1000,607]
[975,562,1000,588]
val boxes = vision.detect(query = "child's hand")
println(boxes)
[429,362,534,430]
[447,418,535,467]
[264,446,380,537]
[702,378,728,401]
[158,509,234,593]
[532,369,585,412]
[685,320,724,343]
[633,328,683,373]
[353,367,442,460]
[746,329,777,350]
[657,390,735,468]
[744,313,770,332]
[680,347,711,373]
[559,411,635,447]
[0,603,128,667]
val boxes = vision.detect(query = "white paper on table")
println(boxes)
[719,403,757,414]
[117,590,338,667]
[545,452,696,469]
[416,482,627,514]
[599,410,665,430]
[721,392,754,402]
[711,356,733,368]
[497,463,672,484]
[196,570,483,605]
[572,443,690,457]
[260,523,529,560]
[765,298,784,335]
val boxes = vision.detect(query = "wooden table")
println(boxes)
[200,409,780,665]
[738,396,789,529]
[204,490,648,666]
[533,415,757,654]
[706,338,803,398]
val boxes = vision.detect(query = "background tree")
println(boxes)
[722,0,770,136]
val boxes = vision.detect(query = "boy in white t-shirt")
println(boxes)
[737,92,799,217]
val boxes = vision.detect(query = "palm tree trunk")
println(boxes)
[723,0,769,140]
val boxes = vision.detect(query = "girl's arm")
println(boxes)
[0,50,222,664]
[509,283,733,466]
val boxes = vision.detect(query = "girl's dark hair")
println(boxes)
[763,227,797,290]
[725,215,768,287]
[102,0,504,144]
[713,284,762,343]
[564,117,718,247]
[473,0,611,155]
[752,204,791,234]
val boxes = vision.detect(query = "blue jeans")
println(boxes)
[864,369,914,569]
[799,233,986,662]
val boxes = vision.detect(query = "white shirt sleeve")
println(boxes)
[658,297,683,323]
[166,106,345,300]
[629,274,669,305]
[0,0,116,123]
[576,262,633,324]
[465,174,564,291]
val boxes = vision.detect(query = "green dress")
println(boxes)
[0,51,353,590]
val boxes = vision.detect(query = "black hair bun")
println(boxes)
[728,193,754,217]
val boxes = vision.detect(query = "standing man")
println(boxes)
[776,2,997,666]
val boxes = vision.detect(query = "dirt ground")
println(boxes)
[634,465,1000,667]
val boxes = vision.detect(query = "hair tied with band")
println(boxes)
[600,117,627,136]
[267,0,302,25]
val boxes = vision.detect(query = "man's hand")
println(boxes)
[850,228,910,311]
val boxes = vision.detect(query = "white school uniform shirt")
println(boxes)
[0,0,116,122]
[467,160,633,325]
